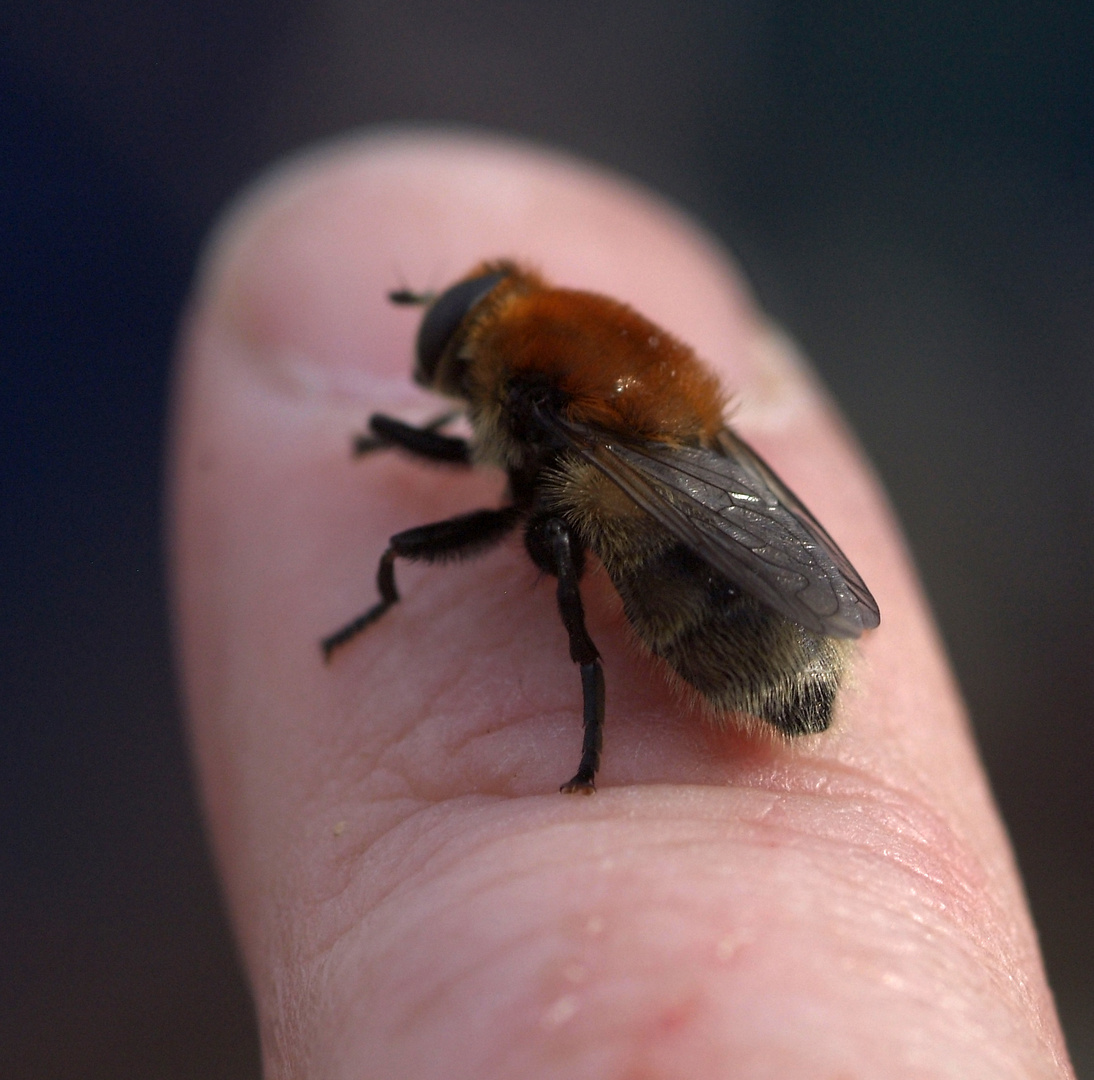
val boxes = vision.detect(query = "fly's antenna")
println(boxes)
[389,289,435,306]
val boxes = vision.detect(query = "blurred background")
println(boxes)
[2,1,1091,1075]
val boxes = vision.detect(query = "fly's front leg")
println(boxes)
[526,516,605,794]
[353,412,470,463]
[322,506,521,660]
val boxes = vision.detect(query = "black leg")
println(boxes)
[562,661,605,795]
[320,548,398,659]
[353,413,470,463]
[528,517,605,794]
[322,507,521,661]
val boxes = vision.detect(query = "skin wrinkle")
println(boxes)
[325,567,625,799]
[320,573,517,757]
[322,542,572,771]
[731,775,1028,990]
[319,746,992,932]
[326,864,622,1065]
[349,674,572,806]
[294,771,1051,1073]
[392,908,577,1032]
[317,814,1032,1079]
[308,779,1015,1002]
[321,887,606,1071]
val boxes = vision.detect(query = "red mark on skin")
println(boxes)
[654,999,698,1037]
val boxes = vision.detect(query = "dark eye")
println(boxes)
[415,271,508,385]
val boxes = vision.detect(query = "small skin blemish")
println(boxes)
[881,971,907,991]
[540,994,579,1030]
[714,928,754,962]
[584,915,606,936]
[332,820,347,836]
[654,999,698,1037]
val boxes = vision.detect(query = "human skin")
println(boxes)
[169,131,1075,1079]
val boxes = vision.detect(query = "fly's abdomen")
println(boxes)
[607,541,849,735]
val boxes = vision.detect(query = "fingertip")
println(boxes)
[169,130,1073,1080]
[188,127,761,395]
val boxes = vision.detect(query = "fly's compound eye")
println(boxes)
[415,271,508,386]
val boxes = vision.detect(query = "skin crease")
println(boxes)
[170,131,1075,1079]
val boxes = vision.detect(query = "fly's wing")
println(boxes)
[547,416,880,638]
[711,427,880,630]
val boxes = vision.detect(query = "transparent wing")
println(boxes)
[547,416,880,638]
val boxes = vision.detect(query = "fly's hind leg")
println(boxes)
[525,516,605,794]
[322,506,522,660]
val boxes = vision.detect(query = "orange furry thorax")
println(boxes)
[467,283,726,445]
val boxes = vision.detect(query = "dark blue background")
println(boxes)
[3,2,1091,1075]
